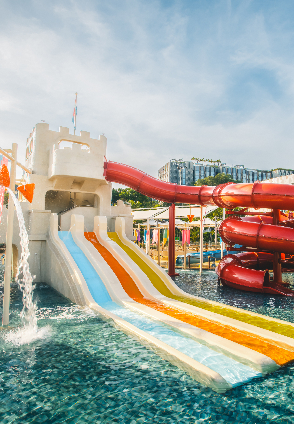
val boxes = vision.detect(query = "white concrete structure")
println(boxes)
[0,123,133,282]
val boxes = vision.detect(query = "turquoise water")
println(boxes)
[2,249,294,424]
[175,269,294,322]
[1,276,294,422]
[58,232,260,387]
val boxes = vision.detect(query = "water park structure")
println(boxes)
[2,122,294,393]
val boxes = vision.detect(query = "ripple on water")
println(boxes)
[1,272,294,423]
[4,325,52,346]
[174,269,294,323]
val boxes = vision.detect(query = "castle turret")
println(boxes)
[0,123,133,283]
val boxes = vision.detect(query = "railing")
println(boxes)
[57,205,76,230]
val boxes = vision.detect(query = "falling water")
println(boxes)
[4,188,50,345]
[6,188,37,327]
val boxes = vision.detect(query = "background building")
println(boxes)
[158,159,294,185]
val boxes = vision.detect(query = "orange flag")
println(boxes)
[187,214,194,223]
[0,164,10,187]
[17,183,35,203]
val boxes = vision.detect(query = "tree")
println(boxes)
[191,158,222,165]
[194,173,240,187]
[112,188,160,209]
[195,173,241,221]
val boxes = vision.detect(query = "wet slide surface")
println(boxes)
[59,231,261,387]
[107,231,294,337]
[87,232,294,366]
[107,232,294,366]
[107,233,294,337]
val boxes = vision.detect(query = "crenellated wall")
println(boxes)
[48,143,105,181]
[2,122,134,283]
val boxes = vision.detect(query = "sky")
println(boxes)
[1,0,294,178]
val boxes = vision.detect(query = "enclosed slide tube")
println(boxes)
[104,161,294,295]
[217,216,294,294]
[51,214,268,392]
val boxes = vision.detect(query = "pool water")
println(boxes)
[1,270,294,423]
[175,270,294,323]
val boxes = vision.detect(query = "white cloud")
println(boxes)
[1,0,294,179]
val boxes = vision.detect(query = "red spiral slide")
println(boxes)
[104,161,294,296]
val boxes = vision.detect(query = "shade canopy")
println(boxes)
[131,205,218,221]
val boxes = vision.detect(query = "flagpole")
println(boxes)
[73,92,77,135]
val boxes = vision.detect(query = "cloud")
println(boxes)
[1,0,294,179]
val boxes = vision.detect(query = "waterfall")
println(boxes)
[6,188,37,328]
[3,189,50,345]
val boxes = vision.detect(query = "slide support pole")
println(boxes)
[221,208,225,259]
[272,209,282,284]
[183,225,187,271]
[157,223,161,266]
[146,218,150,255]
[200,206,203,274]
[168,203,178,276]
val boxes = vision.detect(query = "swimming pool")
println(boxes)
[1,268,294,423]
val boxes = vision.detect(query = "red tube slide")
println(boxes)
[105,161,294,208]
[217,216,294,295]
[104,161,215,204]
[104,161,294,296]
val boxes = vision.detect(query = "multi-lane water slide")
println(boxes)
[50,214,264,392]
[49,212,294,393]
[104,161,294,296]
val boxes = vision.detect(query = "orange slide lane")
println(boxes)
[85,232,294,366]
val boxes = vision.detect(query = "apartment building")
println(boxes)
[158,160,294,185]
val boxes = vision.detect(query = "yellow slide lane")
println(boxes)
[108,233,294,338]
[105,232,294,366]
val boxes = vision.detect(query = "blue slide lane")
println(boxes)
[59,232,262,387]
